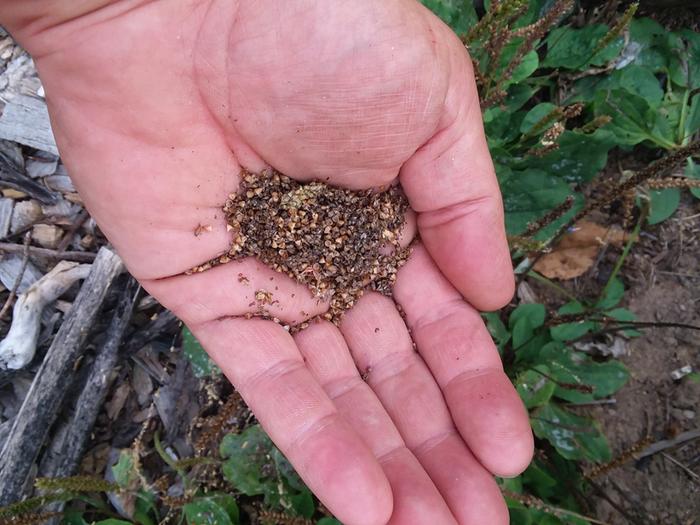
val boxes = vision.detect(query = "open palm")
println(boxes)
[8,1,533,523]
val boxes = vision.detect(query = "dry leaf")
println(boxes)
[534,221,629,280]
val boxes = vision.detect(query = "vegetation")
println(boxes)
[3,1,699,524]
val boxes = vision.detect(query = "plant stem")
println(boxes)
[598,202,646,305]
[527,270,579,301]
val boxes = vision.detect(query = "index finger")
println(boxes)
[189,317,393,525]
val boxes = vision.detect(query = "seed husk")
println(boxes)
[222,169,410,322]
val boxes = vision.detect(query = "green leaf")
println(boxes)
[61,511,90,525]
[184,499,233,525]
[112,450,137,490]
[686,159,700,200]
[596,277,624,310]
[483,312,511,351]
[509,303,546,350]
[616,66,664,108]
[542,346,629,403]
[134,490,158,525]
[669,29,700,88]
[543,24,622,70]
[95,521,133,525]
[207,494,240,525]
[531,403,611,462]
[317,519,343,525]
[605,307,641,337]
[516,366,556,409]
[520,103,559,134]
[648,188,681,224]
[593,89,661,147]
[220,425,309,513]
[509,303,546,330]
[498,39,540,86]
[420,0,478,33]
[628,18,672,73]
[500,169,576,236]
[220,427,271,496]
[518,130,614,184]
[685,94,700,143]
[550,301,595,342]
[290,490,315,519]
[182,326,220,377]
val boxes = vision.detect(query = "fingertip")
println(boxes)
[299,420,393,525]
[492,431,534,478]
[448,370,534,478]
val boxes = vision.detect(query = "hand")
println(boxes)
[5,1,533,523]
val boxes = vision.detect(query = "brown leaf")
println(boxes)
[105,383,130,420]
[534,221,629,280]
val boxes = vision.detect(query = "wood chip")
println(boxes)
[32,224,64,249]
[0,94,58,154]
[0,197,13,237]
[9,199,42,233]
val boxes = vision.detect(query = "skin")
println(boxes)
[2,1,534,523]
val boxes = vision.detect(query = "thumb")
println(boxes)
[400,43,513,311]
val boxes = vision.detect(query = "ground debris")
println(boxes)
[222,169,410,321]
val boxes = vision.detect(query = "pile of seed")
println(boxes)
[222,169,409,321]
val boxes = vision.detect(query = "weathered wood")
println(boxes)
[638,428,700,459]
[0,147,57,204]
[0,242,97,263]
[0,95,57,155]
[0,261,92,370]
[39,276,139,480]
[0,247,123,505]
[0,198,13,238]
[123,309,179,355]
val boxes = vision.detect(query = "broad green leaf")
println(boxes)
[520,103,559,134]
[648,188,681,224]
[686,159,700,200]
[220,425,309,513]
[543,24,622,70]
[616,66,664,108]
[420,0,478,33]
[483,312,511,352]
[135,490,158,525]
[685,94,700,143]
[184,499,233,525]
[220,427,271,496]
[522,462,558,498]
[498,39,540,86]
[207,494,240,525]
[550,301,595,342]
[542,346,629,403]
[317,519,343,525]
[509,303,546,330]
[112,450,137,490]
[290,490,315,519]
[61,512,90,525]
[182,326,220,377]
[95,521,133,525]
[593,89,657,146]
[500,169,575,235]
[509,303,546,350]
[605,307,641,337]
[628,18,672,72]
[516,366,556,408]
[596,277,624,310]
[518,130,614,184]
[669,29,700,88]
[504,83,541,113]
[531,403,611,462]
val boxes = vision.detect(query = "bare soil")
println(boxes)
[589,199,700,525]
